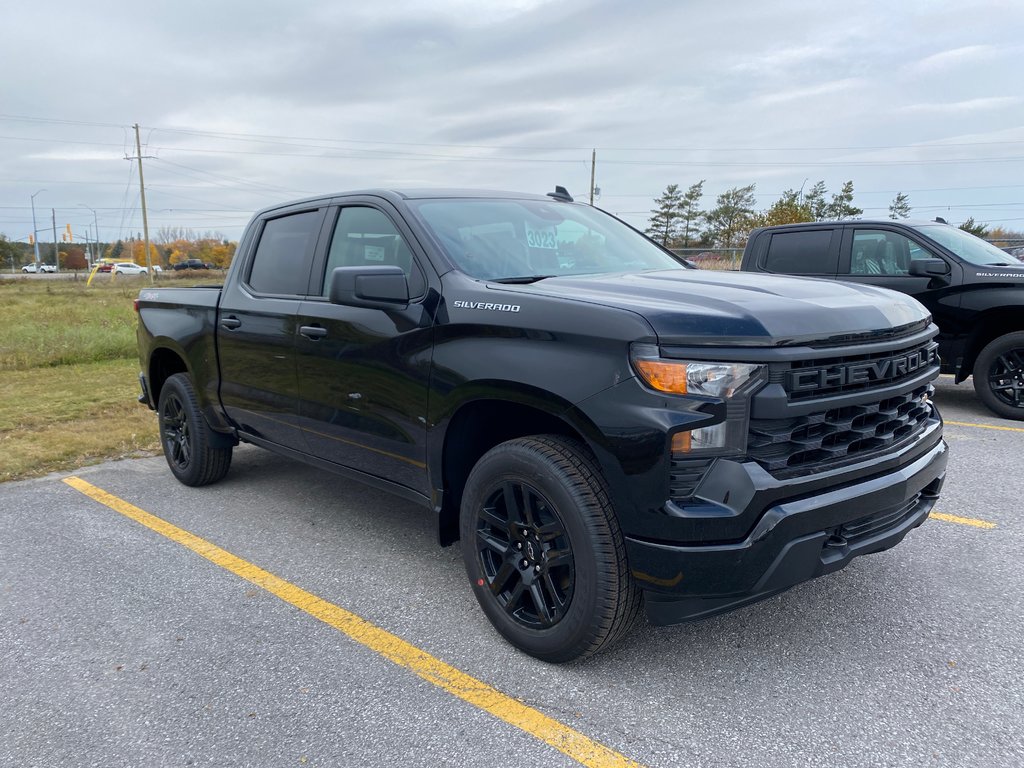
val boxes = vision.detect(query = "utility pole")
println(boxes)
[30,189,45,265]
[589,149,596,205]
[132,123,154,282]
[51,209,59,271]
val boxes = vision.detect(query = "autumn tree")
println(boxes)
[63,246,87,270]
[986,226,1024,248]
[888,192,911,220]
[759,189,812,226]
[704,184,757,247]
[646,184,684,246]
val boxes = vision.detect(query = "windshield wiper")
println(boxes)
[491,275,558,284]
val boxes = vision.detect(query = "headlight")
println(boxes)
[630,344,766,456]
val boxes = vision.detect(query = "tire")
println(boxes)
[460,435,641,662]
[973,331,1024,420]
[157,373,233,486]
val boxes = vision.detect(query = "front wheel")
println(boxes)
[973,331,1024,420]
[157,373,233,486]
[460,435,640,662]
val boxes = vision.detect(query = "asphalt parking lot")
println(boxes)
[1,376,1021,767]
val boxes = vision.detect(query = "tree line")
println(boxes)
[644,180,1019,250]
[0,229,237,271]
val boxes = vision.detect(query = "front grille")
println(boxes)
[747,385,933,476]
[780,341,938,401]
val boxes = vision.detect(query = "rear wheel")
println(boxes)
[973,331,1024,420]
[460,435,640,662]
[158,373,233,486]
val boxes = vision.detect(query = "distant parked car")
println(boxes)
[21,264,38,273]
[38,263,57,273]
[173,259,209,271]
[113,262,148,276]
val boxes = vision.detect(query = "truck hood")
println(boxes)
[504,270,931,346]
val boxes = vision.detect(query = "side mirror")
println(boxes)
[908,258,950,277]
[329,265,409,309]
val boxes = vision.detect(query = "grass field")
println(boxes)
[0,274,220,481]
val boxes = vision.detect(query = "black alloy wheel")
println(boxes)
[473,480,575,629]
[973,332,1024,420]
[460,435,640,662]
[161,390,192,472]
[157,373,233,486]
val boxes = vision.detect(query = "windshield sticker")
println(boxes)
[525,224,557,249]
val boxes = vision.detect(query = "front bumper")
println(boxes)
[628,437,947,625]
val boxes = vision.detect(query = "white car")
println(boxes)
[38,263,57,273]
[21,264,38,273]
[113,262,148,275]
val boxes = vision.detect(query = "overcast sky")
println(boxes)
[2,0,1023,247]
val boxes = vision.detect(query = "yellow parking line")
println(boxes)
[63,476,643,768]
[946,420,1024,433]
[930,511,997,529]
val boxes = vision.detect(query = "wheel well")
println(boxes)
[438,400,586,545]
[148,348,188,406]
[961,310,1024,380]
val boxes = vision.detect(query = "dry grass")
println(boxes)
[0,277,224,481]
[0,358,161,481]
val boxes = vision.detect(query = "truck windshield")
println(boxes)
[408,198,687,280]
[910,224,1021,267]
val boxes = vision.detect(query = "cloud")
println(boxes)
[911,44,997,73]
[899,96,1022,114]
[755,78,865,106]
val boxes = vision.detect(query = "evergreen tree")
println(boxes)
[678,180,705,247]
[646,184,684,246]
[888,192,911,220]
[110,240,125,260]
[959,217,989,238]
[824,180,862,219]
[803,181,829,221]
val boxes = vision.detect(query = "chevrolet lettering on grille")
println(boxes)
[787,346,938,393]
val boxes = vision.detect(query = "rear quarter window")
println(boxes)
[763,230,836,274]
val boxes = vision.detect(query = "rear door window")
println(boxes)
[247,210,323,295]
[763,229,837,274]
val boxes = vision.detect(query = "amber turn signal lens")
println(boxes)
[671,431,692,453]
[634,359,689,394]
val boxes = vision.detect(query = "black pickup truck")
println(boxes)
[740,219,1024,419]
[137,188,947,662]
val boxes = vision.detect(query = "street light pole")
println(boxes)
[78,203,102,264]
[30,189,46,265]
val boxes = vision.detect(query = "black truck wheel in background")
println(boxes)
[460,435,641,662]
[973,331,1024,420]
[158,373,233,486]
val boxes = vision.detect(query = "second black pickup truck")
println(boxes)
[137,188,946,661]
[740,219,1024,419]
